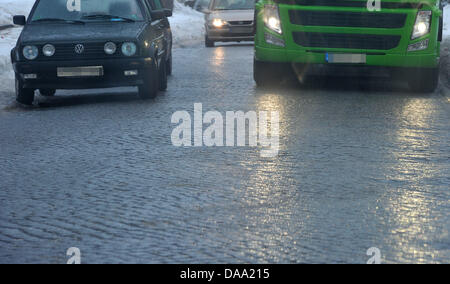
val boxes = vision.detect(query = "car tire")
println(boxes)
[408,67,439,93]
[166,53,173,76]
[138,59,159,100]
[159,58,168,91]
[15,74,35,105]
[39,89,56,97]
[254,59,294,87]
[205,36,215,48]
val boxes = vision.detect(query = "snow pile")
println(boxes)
[170,1,205,48]
[0,0,35,26]
[0,27,21,91]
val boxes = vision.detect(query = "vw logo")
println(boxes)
[74,44,84,54]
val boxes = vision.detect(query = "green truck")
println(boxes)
[254,0,444,92]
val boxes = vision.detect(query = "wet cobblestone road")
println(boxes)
[0,45,449,263]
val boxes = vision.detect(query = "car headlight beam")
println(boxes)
[264,5,282,34]
[121,42,137,57]
[212,19,227,28]
[412,11,432,40]
[23,45,38,60]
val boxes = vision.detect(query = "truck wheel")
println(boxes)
[138,59,159,99]
[39,89,56,97]
[15,74,35,105]
[408,67,439,93]
[205,36,215,48]
[254,59,293,87]
[159,59,168,91]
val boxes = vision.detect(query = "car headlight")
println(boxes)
[42,44,55,57]
[212,19,227,28]
[104,42,117,55]
[412,11,432,40]
[23,45,38,60]
[264,5,282,34]
[121,42,137,57]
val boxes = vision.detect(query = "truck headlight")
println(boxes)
[412,11,432,40]
[264,5,282,34]
[121,42,137,57]
[212,19,227,28]
[23,45,38,60]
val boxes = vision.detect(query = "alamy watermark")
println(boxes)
[171,104,280,158]
[367,0,382,11]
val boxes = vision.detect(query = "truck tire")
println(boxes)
[138,59,159,99]
[15,74,35,105]
[408,67,439,93]
[254,59,293,87]
[159,58,168,91]
[166,53,173,76]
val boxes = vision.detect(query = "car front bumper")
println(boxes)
[13,57,155,89]
[206,26,254,42]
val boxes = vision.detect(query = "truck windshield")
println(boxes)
[31,0,145,23]
[212,0,255,11]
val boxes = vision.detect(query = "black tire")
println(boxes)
[15,74,35,105]
[166,53,173,76]
[407,67,439,93]
[159,58,168,91]
[254,59,294,87]
[138,58,159,99]
[39,89,56,97]
[205,36,215,48]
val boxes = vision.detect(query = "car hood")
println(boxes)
[19,22,147,44]
[208,10,254,22]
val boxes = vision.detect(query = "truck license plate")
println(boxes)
[326,53,366,64]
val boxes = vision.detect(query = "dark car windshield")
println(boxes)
[212,0,255,11]
[31,0,145,23]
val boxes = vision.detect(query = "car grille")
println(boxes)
[289,11,407,29]
[31,42,136,61]
[228,21,253,26]
[292,32,401,50]
[276,0,422,9]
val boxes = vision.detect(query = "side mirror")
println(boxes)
[151,10,166,21]
[13,15,26,26]
[164,9,172,18]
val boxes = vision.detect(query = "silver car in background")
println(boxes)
[204,0,255,47]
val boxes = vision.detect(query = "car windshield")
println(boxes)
[31,0,145,23]
[212,0,255,11]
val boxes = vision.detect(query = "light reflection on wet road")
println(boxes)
[0,45,449,263]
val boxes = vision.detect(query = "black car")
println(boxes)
[11,0,173,105]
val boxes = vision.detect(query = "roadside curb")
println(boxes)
[0,25,14,31]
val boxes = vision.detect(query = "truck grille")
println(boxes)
[292,32,401,50]
[277,0,421,9]
[289,11,407,29]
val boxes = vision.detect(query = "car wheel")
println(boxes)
[15,74,35,105]
[408,67,439,93]
[39,89,56,97]
[159,59,168,91]
[138,59,159,99]
[205,36,215,48]
[254,59,293,87]
[166,54,173,76]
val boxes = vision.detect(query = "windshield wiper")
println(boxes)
[32,18,85,24]
[81,14,135,22]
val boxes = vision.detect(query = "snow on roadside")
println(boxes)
[0,27,21,91]
[0,0,35,26]
[444,4,450,37]
[170,2,205,48]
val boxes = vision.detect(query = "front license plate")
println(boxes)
[57,66,104,77]
[326,53,366,64]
